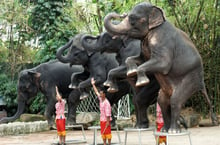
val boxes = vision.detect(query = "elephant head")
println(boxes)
[56,34,92,66]
[81,32,123,53]
[104,2,165,38]
[0,70,40,123]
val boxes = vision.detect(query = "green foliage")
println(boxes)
[0,74,17,116]
[29,93,46,115]
[29,0,77,63]
[0,0,37,80]
[0,43,8,62]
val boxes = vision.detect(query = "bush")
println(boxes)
[29,93,46,115]
[0,74,17,116]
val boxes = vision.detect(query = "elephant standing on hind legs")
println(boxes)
[0,60,83,129]
[104,2,218,133]
[81,32,160,128]
[56,34,131,126]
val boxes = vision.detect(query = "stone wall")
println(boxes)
[0,121,49,136]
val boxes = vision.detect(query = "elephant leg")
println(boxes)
[69,71,89,89]
[44,99,56,129]
[132,95,139,128]
[111,109,116,127]
[136,71,150,87]
[67,90,81,125]
[125,55,140,77]
[69,73,81,89]
[135,87,158,128]
[157,89,171,132]
[105,66,127,93]
[78,77,93,99]
[169,76,197,133]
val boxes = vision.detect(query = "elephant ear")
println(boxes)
[27,71,41,82]
[149,6,165,30]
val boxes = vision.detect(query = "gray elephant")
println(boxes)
[56,34,131,125]
[104,2,218,132]
[81,32,160,128]
[56,34,120,98]
[0,60,83,128]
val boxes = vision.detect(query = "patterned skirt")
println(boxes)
[156,122,166,144]
[100,121,112,139]
[56,118,66,136]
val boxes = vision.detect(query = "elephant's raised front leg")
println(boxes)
[78,77,97,99]
[126,55,150,87]
[104,65,127,93]
[125,55,139,77]
[69,71,88,89]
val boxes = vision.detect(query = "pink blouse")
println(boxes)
[98,96,112,122]
[55,99,66,119]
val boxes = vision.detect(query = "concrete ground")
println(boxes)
[0,125,220,145]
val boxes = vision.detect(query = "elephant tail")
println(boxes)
[177,115,188,129]
[201,85,218,126]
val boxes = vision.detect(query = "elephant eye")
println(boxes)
[129,15,139,26]
[103,35,111,44]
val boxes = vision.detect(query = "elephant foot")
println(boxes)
[80,92,89,100]
[67,120,76,126]
[135,71,150,87]
[103,80,113,87]
[127,68,137,77]
[107,87,119,93]
[168,128,181,134]
[136,124,149,129]
[136,77,150,87]
[68,83,77,89]
[49,125,57,130]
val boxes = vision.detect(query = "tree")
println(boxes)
[0,0,35,80]
[29,0,77,63]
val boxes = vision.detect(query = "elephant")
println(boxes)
[103,2,218,132]
[56,34,131,126]
[0,60,84,128]
[81,32,160,128]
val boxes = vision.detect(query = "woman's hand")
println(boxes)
[91,77,96,85]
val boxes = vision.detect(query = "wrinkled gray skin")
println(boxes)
[81,32,160,128]
[56,34,131,126]
[104,2,218,132]
[0,60,83,128]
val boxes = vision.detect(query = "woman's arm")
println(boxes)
[55,86,62,101]
[91,77,100,96]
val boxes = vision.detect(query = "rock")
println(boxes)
[0,121,49,136]
[116,118,133,130]
[19,113,46,122]
[181,107,201,128]
[76,112,99,129]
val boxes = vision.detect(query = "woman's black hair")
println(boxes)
[99,86,107,94]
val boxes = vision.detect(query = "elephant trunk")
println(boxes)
[81,35,100,52]
[0,101,25,123]
[56,39,73,63]
[104,12,131,35]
